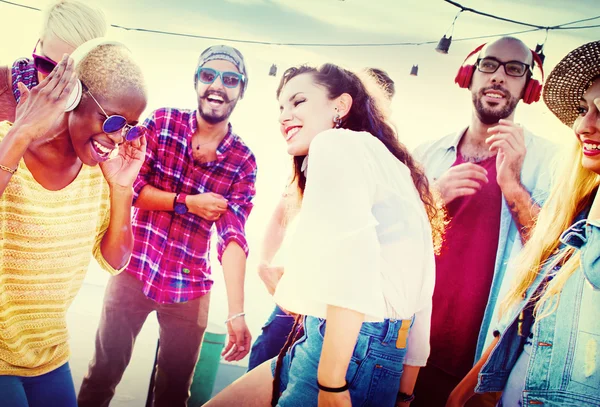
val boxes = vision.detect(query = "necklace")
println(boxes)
[193,138,219,150]
[195,141,210,150]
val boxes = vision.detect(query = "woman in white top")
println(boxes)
[205,64,444,407]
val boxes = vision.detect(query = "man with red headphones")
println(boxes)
[410,37,557,407]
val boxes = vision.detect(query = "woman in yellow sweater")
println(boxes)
[0,40,147,406]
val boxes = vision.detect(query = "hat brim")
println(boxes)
[542,40,600,128]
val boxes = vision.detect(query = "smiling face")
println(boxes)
[277,73,341,156]
[196,59,242,125]
[471,39,532,125]
[576,79,600,174]
[67,85,147,166]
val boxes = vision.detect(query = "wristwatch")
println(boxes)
[174,193,188,215]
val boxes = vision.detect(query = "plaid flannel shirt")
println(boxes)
[12,58,38,102]
[126,108,257,303]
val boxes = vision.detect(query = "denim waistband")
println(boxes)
[306,316,413,343]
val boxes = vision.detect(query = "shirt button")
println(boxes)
[183,268,190,274]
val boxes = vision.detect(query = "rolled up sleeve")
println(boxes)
[215,154,257,262]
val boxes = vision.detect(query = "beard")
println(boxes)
[473,85,519,125]
[197,90,239,124]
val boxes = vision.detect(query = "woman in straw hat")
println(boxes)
[447,40,600,407]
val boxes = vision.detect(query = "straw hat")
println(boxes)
[543,40,600,128]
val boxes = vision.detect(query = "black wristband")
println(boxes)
[317,380,349,393]
[396,391,415,403]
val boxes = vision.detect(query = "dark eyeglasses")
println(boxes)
[32,40,57,75]
[196,67,244,88]
[476,57,531,78]
[82,83,145,142]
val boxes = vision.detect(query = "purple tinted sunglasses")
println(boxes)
[82,82,146,142]
[32,40,57,75]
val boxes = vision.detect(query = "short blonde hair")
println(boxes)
[40,0,107,48]
[78,44,147,101]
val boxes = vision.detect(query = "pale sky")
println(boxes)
[1,0,599,365]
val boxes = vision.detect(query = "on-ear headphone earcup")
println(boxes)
[64,79,82,112]
[522,79,542,104]
[455,65,476,88]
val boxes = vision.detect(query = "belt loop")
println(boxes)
[382,319,398,344]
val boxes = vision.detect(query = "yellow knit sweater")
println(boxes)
[0,121,121,376]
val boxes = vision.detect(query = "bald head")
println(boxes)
[481,37,533,67]
[77,44,147,101]
[468,36,536,124]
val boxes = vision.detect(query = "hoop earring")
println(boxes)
[333,114,342,128]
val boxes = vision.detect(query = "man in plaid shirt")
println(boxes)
[79,45,257,407]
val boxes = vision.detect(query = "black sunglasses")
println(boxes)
[476,57,531,78]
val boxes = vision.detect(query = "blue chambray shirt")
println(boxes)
[413,126,557,362]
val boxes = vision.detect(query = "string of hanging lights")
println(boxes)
[0,0,598,77]
[434,0,597,60]
[408,1,598,76]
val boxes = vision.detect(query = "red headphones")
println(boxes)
[454,43,545,104]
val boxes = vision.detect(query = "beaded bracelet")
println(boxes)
[0,164,17,175]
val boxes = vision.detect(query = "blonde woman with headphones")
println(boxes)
[0,39,147,406]
[0,0,107,123]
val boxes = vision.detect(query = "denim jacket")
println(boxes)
[414,127,557,361]
[476,213,600,406]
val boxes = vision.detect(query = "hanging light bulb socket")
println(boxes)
[269,63,278,76]
[537,50,546,64]
[436,35,452,54]
[534,29,549,66]
[534,44,546,64]
[435,9,462,55]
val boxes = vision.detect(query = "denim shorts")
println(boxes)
[271,315,412,407]
[248,305,296,371]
